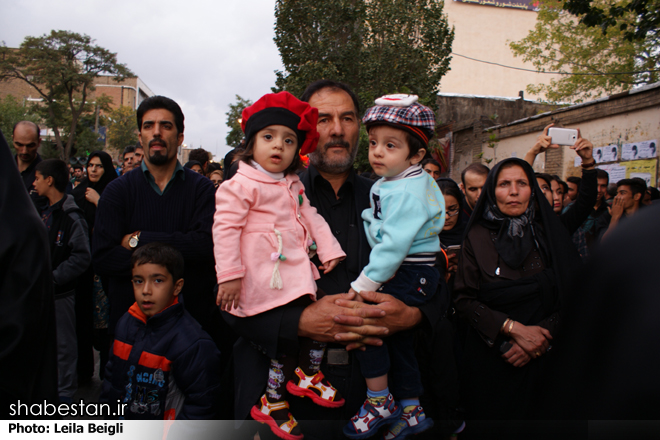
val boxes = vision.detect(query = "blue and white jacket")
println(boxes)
[351,165,445,293]
[100,299,222,420]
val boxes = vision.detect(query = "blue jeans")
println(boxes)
[355,264,439,399]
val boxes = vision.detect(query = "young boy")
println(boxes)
[100,243,222,419]
[34,159,91,403]
[343,95,445,440]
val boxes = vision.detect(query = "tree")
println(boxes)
[225,95,253,148]
[107,105,138,151]
[0,95,41,153]
[563,0,660,42]
[510,0,659,103]
[0,30,133,160]
[273,0,454,112]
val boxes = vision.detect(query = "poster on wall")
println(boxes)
[621,140,657,161]
[598,159,657,186]
[594,144,619,164]
[597,164,627,183]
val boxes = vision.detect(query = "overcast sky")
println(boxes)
[2,0,284,159]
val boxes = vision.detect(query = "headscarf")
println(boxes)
[0,129,59,411]
[465,158,580,291]
[72,150,117,232]
[184,160,202,170]
[436,178,467,247]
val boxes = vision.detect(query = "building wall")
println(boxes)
[440,0,561,100]
[472,86,660,185]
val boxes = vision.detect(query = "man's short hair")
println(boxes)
[123,145,136,159]
[72,164,83,171]
[131,242,184,281]
[13,120,40,139]
[35,159,69,193]
[607,183,618,197]
[137,96,185,134]
[567,176,581,190]
[461,163,489,186]
[300,80,360,115]
[596,169,609,184]
[189,148,210,165]
[422,158,441,169]
[617,178,647,204]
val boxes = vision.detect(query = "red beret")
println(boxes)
[241,91,320,156]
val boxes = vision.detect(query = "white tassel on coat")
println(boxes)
[270,229,284,290]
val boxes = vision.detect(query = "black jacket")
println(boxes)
[41,194,91,296]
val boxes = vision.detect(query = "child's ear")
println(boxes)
[46,175,54,187]
[173,278,184,297]
[410,148,426,165]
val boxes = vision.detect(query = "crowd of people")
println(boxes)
[3,79,659,440]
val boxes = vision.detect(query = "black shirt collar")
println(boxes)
[308,164,356,196]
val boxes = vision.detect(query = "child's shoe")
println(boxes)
[286,367,345,408]
[343,393,402,439]
[382,405,433,440]
[250,394,303,440]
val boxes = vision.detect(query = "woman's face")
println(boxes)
[537,177,553,207]
[550,180,564,214]
[495,165,531,217]
[443,194,460,231]
[87,157,104,183]
[210,172,222,188]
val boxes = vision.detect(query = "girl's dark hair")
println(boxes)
[436,178,463,211]
[535,173,553,189]
[236,136,303,175]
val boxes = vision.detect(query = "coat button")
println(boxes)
[420,278,426,285]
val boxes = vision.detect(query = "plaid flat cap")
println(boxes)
[363,94,435,145]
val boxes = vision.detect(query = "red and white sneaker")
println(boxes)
[286,367,345,408]
[250,395,303,440]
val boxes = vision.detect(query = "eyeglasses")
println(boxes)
[446,207,460,217]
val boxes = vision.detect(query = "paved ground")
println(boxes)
[69,349,104,420]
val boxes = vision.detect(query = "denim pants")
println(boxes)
[355,264,439,399]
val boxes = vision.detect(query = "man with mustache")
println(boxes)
[225,81,449,438]
[92,96,226,376]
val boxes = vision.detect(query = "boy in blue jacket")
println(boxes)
[344,95,445,440]
[101,243,221,419]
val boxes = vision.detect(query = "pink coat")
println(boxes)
[213,162,345,317]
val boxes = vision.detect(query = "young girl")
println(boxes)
[213,91,346,440]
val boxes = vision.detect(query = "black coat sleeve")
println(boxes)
[559,168,598,235]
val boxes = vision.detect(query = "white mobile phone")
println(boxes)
[446,245,462,252]
[548,128,578,146]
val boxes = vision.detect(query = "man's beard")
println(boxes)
[309,137,358,174]
[148,140,170,166]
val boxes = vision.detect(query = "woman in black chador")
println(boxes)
[453,158,580,424]
[72,151,117,380]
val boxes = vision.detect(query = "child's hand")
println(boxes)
[319,256,345,274]
[216,279,242,312]
[348,287,364,302]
